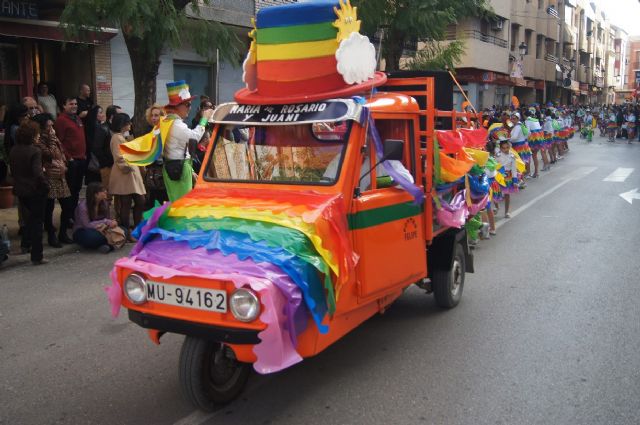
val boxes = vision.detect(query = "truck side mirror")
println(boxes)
[382,139,404,161]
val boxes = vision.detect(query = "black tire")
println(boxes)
[179,336,251,411]
[432,243,465,309]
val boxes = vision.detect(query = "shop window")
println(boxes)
[0,43,20,81]
[173,61,214,125]
[0,42,23,109]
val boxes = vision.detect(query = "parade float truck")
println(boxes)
[108,1,486,411]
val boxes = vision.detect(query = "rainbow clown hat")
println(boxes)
[165,80,197,107]
[488,123,510,142]
[236,0,387,105]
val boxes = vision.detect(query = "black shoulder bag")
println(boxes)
[164,143,188,181]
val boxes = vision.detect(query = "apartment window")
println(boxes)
[536,35,544,59]
[511,24,520,51]
[525,30,533,56]
[538,0,544,9]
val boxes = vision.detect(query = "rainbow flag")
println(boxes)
[120,118,174,166]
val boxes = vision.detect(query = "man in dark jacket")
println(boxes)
[9,121,49,265]
[54,96,86,243]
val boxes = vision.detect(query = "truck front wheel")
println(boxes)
[179,336,251,411]
[432,243,465,308]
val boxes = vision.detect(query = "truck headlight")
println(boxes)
[229,288,260,322]
[124,273,147,305]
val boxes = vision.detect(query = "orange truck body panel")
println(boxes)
[118,77,461,363]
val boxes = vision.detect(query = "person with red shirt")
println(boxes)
[54,96,86,243]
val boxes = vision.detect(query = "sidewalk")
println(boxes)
[0,201,79,269]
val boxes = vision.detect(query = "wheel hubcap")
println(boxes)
[451,259,462,297]
[209,345,241,388]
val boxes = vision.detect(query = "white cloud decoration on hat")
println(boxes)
[178,88,192,101]
[335,32,377,85]
[242,21,258,91]
[242,48,258,91]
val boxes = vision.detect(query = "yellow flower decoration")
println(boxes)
[333,0,361,42]
[247,18,257,64]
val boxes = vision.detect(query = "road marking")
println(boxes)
[603,167,634,182]
[620,188,640,204]
[497,166,597,229]
[172,374,277,425]
[172,410,216,425]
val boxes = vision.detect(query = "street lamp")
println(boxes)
[518,42,528,58]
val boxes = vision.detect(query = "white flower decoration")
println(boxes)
[242,50,258,91]
[335,32,376,85]
[178,88,192,100]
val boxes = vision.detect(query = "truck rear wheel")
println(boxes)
[179,336,251,411]
[432,243,465,308]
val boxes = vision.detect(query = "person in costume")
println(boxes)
[161,81,214,201]
[508,112,530,182]
[551,113,564,159]
[625,108,636,142]
[542,111,557,164]
[524,108,546,177]
[607,108,617,143]
[494,138,518,218]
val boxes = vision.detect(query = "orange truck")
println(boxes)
[110,75,476,410]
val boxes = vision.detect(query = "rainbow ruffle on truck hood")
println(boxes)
[107,188,357,374]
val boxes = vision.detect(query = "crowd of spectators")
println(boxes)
[0,83,217,265]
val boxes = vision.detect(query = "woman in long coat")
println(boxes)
[109,113,146,240]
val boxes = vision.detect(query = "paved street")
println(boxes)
[1,135,639,425]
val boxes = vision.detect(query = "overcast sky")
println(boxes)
[596,0,640,35]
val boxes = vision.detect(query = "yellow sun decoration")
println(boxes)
[333,0,361,42]
[247,18,257,64]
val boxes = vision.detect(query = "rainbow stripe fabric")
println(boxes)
[166,80,194,105]
[254,1,343,96]
[129,187,357,340]
[527,129,546,150]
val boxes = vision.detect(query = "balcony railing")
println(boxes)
[445,30,508,49]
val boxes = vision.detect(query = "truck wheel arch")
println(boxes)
[427,227,474,278]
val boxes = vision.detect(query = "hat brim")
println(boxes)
[165,95,198,108]
[234,72,388,105]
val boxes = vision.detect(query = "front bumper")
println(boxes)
[128,310,260,344]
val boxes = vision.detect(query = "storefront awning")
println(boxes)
[0,18,118,44]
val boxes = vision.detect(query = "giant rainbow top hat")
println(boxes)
[165,80,197,107]
[235,0,387,105]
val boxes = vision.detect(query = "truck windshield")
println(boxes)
[203,122,351,185]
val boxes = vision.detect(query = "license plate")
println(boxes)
[146,281,227,313]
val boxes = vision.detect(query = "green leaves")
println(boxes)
[352,0,490,71]
[405,40,466,71]
[60,0,241,65]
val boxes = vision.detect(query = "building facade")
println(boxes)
[620,35,640,103]
[0,0,260,125]
[0,0,117,111]
[429,0,621,109]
